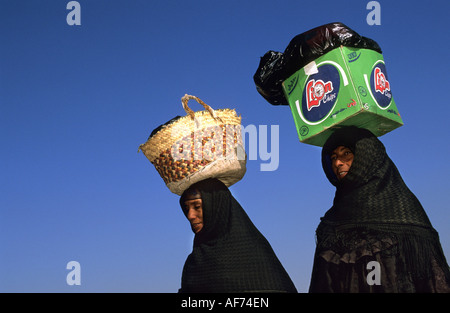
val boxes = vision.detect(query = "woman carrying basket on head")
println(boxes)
[139,95,297,293]
[179,178,297,293]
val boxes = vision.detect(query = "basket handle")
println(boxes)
[181,94,223,123]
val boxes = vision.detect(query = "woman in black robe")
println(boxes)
[309,127,450,292]
[179,178,297,293]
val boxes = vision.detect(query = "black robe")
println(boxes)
[309,127,450,293]
[179,178,297,293]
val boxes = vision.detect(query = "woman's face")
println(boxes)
[181,189,204,234]
[330,146,354,180]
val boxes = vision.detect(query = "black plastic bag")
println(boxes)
[254,51,287,106]
[254,22,382,106]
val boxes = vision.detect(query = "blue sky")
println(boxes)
[1,0,449,292]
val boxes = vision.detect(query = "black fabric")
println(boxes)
[179,178,297,293]
[309,127,450,292]
[149,115,182,138]
[253,22,382,106]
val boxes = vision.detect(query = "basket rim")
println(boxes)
[138,109,241,161]
[151,108,239,139]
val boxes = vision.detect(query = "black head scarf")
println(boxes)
[179,178,297,293]
[314,126,450,285]
[321,126,432,225]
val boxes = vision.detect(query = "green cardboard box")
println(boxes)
[282,46,403,147]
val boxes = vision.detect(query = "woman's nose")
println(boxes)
[187,208,196,221]
[334,158,344,167]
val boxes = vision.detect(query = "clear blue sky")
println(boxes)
[1,0,449,292]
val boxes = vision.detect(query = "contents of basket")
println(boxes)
[254,22,403,147]
[138,94,247,195]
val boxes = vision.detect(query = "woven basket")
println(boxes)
[138,94,247,195]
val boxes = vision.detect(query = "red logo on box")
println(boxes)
[301,64,340,123]
[370,62,392,108]
[374,67,390,94]
[306,79,334,111]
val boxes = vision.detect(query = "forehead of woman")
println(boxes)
[182,188,201,201]
[324,128,359,156]
[332,146,353,154]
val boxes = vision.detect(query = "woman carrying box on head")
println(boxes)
[309,126,450,293]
